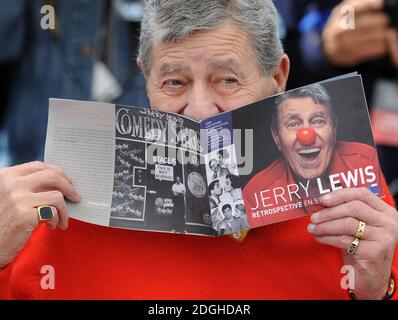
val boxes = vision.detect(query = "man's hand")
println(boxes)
[0,161,80,269]
[322,0,392,67]
[308,187,398,300]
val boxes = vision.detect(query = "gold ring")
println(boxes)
[354,220,366,240]
[37,206,56,222]
[347,237,360,255]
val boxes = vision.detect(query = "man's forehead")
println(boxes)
[159,62,190,76]
[157,57,245,76]
[280,97,329,115]
[208,58,243,71]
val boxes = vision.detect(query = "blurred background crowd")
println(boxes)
[1,0,398,200]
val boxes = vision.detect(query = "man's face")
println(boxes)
[223,207,232,219]
[224,177,233,192]
[144,20,289,121]
[176,177,181,183]
[272,97,336,180]
[213,182,222,196]
[209,160,219,173]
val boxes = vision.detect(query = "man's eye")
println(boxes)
[312,118,326,126]
[287,121,300,129]
[163,79,184,87]
[219,77,238,85]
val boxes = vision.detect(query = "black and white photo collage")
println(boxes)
[205,145,249,236]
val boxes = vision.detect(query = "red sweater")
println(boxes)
[1,180,397,299]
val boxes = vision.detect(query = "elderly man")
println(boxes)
[0,0,397,299]
[243,84,383,227]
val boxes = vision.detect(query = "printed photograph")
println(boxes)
[205,146,248,235]
[231,78,384,228]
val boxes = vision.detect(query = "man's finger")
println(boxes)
[46,164,74,184]
[308,216,378,240]
[354,12,390,30]
[319,187,391,213]
[311,200,382,227]
[342,0,384,15]
[313,234,375,257]
[358,42,388,60]
[352,25,388,45]
[23,169,80,203]
[9,161,73,183]
[31,191,70,230]
[352,37,387,60]
[45,207,60,230]
[8,161,48,176]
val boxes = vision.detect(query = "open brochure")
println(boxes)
[44,74,384,237]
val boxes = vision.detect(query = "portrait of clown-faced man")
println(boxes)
[271,84,338,180]
[243,83,383,229]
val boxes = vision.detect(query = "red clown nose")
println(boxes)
[296,127,316,145]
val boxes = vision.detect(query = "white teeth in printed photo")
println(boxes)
[297,148,321,155]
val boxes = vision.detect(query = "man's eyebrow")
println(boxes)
[158,63,190,77]
[310,111,328,118]
[208,59,245,78]
[284,110,329,121]
[284,113,302,121]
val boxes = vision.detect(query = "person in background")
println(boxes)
[0,0,148,166]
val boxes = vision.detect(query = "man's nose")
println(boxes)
[182,83,220,120]
[296,127,316,145]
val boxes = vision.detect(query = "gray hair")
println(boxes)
[138,0,284,76]
[271,84,338,132]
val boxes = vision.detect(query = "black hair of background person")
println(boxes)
[231,77,375,187]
